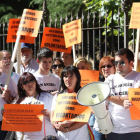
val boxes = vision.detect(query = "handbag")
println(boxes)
[87,124,95,140]
[4,131,15,140]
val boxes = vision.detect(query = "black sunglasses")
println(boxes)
[101,64,112,69]
[113,60,125,66]
[23,78,35,85]
[51,64,63,69]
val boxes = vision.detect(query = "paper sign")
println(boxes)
[52,93,91,122]
[128,88,140,120]
[63,19,81,48]
[17,9,43,37]
[79,70,99,87]
[41,27,72,53]
[2,104,44,132]
[129,3,140,29]
[7,19,35,43]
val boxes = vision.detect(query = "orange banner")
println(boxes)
[128,88,140,120]
[129,3,140,29]
[2,104,44,132]
[79,70,99,87]
[7,19,35,43]
[63,19,81,48]
[41,27,72,53]
[17,9,43,37]
[52,93,91,122]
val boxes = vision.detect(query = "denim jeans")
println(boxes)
[107,132,140,140]
[93,129,106,140]
[0,121,8,140]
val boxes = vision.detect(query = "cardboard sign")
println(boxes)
[17,9,43,37]
[52,93,91,122]
[2,104,44,132]
[41,27,72,53]
[79,70,99,87]
[63,19,81,48]
[129,3,140,29]
[128,88,140,120]
[7,19,35,43]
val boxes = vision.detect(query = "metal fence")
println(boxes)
[0,1,135,70]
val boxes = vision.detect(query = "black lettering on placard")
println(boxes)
[69,36,77,43]
[56,113,85,119]
[134,92,140,95]
[55,30,63,34]
[132,98,140,101]
[21,36,25,40]
[22,16,37,21]
[53,39,60,42]
[65,106,75,110]
[12,35,16,39]
[11,25,19,28]
[44,43,67,50]
[18,27,34,33]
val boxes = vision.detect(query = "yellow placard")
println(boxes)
[52,93,91,122]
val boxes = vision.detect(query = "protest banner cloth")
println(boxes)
[79,70,99,87]
[52,93,91,122]
[17,9,43,37]
[129,3,140,71]
[6,19,35,43]
[63,19,81,48]
[41,27,72,53]
[2,104,44,132]
[128,88,140,120]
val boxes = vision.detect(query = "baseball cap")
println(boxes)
[21,43,31,49]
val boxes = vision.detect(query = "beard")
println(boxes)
[21,54,32,64]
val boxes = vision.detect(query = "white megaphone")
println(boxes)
[77,82,113,134]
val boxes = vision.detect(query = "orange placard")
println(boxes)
[128,88,140,120]
[17,9,43,37]
[63,19,81,48]
[129,3,140,29]
[2,104,44,132]
[79,70,99,87]
[41,27,72,53]
[52,93,91,122]
[7,19,35,43]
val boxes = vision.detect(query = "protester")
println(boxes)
[61,52,73,66]
[0,52,17,139]
[34,47,60,95]
[0,50,20,85]
[51,57,65,77]
[104,48,140,140]
[51,66,89,140]
[12,72,57,140]
[14,43,39,75]
[73,57,92,70]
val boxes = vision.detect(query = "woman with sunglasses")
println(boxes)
[51,58,65,78]
[51,66,89,140]
[12,72,57,140]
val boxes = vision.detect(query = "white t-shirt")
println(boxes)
[94,71,140,134]
[34,72,60,93]
[11,72,20,85]
[15,92,57,140]
[0,72,17,121]
[14,59,39,75]
[51,93,89,140]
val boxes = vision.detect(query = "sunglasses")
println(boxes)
[101,64,112,69]
[51,64,63,69]
[113,60,125,66]
[23,78,35,85]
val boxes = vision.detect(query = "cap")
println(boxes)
[21,43,31,49]
[0,52,3,61]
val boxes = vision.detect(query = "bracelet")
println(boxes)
[66,127,69,132]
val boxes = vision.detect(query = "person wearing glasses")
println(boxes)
[104,48,140,140]
[10,72,57,140]
[51,58,65,78]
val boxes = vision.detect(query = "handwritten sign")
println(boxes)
[53,93,91,122]
[79,70,99,87]
[2,104,44,132]
[17,9,43,37]
[41,27,72,53]
[128,88,140,120]
[63,19,81,48]
[7,19,35,43]
[129,3,140,29]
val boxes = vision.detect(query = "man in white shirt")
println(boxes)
[104,48,140,140]
[14,43,39,75]
[34,47,60,95]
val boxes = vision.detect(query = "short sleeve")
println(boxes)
[51,93,58,111]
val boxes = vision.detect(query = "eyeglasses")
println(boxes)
[3,56,11,61]
[113,60,125,66]
[101,65,112,69]
[23,78,35,85]
[51,64,63,69]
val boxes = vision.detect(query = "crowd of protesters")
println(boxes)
[0,43,140,140]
